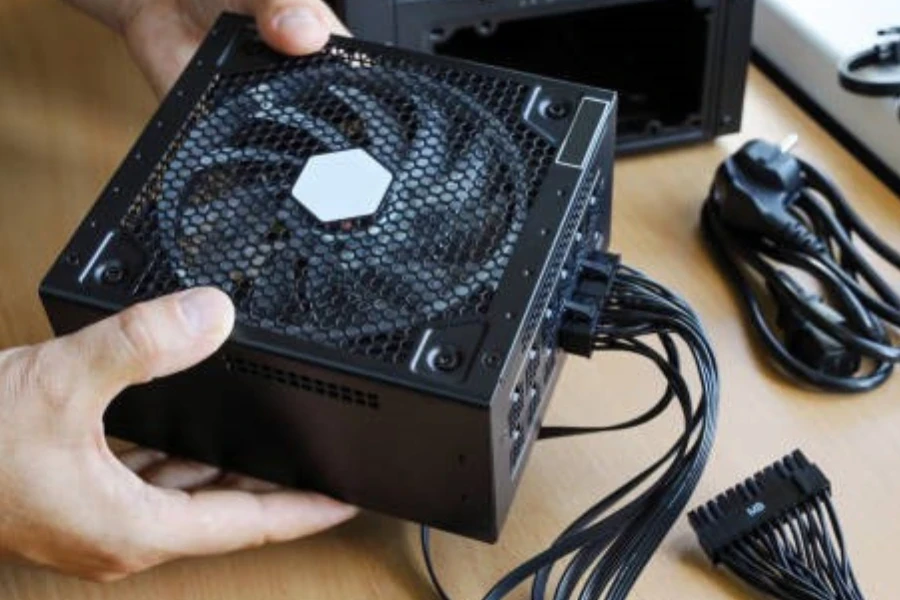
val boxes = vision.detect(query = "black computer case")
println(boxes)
[329,0,755,153]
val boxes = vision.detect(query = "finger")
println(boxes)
[205,472,281,493]
[253,0,344,55]
[35,287,234,422]
[123,4,205,96]
[140,459,222,491]
[142,487,358,558]
[116,447,168,474]
[310,2,351,36]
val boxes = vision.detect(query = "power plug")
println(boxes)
[709,136,825,254]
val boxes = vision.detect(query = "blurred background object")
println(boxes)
[754,0,900,191]
[0,0,156,347]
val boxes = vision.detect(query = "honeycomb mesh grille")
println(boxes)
[122,42,556,364]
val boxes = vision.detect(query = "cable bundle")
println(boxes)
[701,137,900,392]
[422,261,720,600]
[689,450,865,600]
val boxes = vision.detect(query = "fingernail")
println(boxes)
[179,288,227,336]
[273,7,323,39]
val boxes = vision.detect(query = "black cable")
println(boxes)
[701,138,900,392]
[421,263,719,600]
[837,27,900,98]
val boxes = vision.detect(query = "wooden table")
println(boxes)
[2,2,899,598]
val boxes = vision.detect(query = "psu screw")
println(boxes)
[99,262,126,285]
[544,100,570,120]
[432,345,461,372]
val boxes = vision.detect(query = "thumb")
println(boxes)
[44,288,234,421]
[254,0,350,56]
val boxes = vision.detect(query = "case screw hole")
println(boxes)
[476,20,496,36]
[483,353,501,369]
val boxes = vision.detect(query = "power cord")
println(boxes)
[701,136,900,392]
[421,260,720,600]
[838,27,900,99]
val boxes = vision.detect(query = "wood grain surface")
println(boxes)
[1,1,899,598]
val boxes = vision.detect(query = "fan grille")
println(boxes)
[122,43,555,364]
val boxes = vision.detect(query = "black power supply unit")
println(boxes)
[40,13,616,542]
[327,0,755,153]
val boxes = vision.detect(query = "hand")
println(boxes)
[66,0,349,96]
[0,288,357,581]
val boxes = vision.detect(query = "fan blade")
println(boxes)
[302,244,422,334]
[156,156,301,289]
[246,248,308,324]
[326,83,409,166]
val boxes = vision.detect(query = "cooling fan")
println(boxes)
[157,64,531,349]
[41,13,617,542]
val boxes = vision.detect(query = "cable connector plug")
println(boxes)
[709,136,826,254]
[688,450,830,564]
[689,451,866,599]
[559,252,620,357]
[770,273,862,377]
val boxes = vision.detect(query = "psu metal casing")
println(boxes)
[329,0,755,153]
[40,13,616,542]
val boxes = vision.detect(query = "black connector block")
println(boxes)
[688,450,831,564]
[559,252,620,357]
[770,275,863,377]
[782,320,862,377]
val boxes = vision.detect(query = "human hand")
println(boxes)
[0,288,357,581]
[66,0,349,96]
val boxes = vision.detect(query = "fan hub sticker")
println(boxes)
[292,148,393,223]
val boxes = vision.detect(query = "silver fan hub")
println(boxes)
[291,148,393,223]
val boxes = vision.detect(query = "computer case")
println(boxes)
[328,0,756,153]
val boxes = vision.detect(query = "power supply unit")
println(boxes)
[40,13,616,542]
[327,0,755,153]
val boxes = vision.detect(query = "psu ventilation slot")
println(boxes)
[223,354,379,409]
[520,158,604,352]
[509,343,545,473]
[508,154,606,475]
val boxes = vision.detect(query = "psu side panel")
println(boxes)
[490,105,615,530]
[40,293,498,541]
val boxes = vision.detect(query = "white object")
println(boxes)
[753,0,900,179]
[291,149,393,223]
